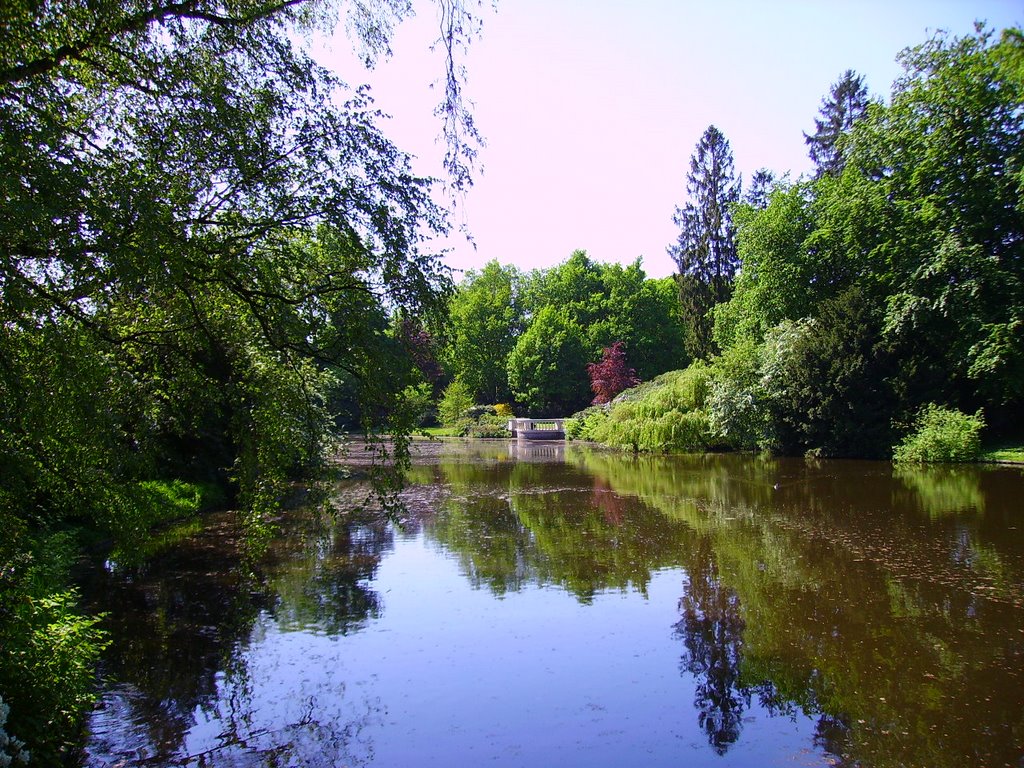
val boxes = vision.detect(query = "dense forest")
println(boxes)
[0,0,1021,762]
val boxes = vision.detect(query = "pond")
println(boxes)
[78,440,1024,767]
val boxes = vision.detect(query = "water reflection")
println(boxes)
[562,447,1024,768]
[79,442,1024,768]
[419,456,697,602]
[675,539,751,755]
[81,504,391,765]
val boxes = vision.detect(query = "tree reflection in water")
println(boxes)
[675,538,750,754]
[82,502,391,766]
[79,442,1024,767]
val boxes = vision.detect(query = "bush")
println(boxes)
[564,406,607,441]
[438,378,475,426]
[494,403,515,419]
[441,405,512,438]
[576,365,714,453]
[461,420,511,438]
[707,338,772,450]
[0,590,107,765]
[893,404,985,463]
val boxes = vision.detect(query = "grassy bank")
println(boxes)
[981,445,1024,464]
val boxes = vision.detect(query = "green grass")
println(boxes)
[980,444,1024,463]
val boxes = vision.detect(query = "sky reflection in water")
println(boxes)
[82,441,1024,767]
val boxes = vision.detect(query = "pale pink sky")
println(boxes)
[315,1,1023,280]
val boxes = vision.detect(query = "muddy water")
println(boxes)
[80,441,1024,767]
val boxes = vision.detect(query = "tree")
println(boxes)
[744,168,776,209]
[438,378,475,426]
[597,265,689,379]
[711,180,819,349]
[835,26,1024,423]
[587,342,640,405]
[398,317,444,386]
[668,125,740,360]
[507,306,589,416]
[444,260,524,403]
[804,69,869,178]
[0,0,485,759]
[520,252,687,380]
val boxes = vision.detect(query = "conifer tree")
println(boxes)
[668,125,740,359]
[804,69,869,177]
[745,168,775,209]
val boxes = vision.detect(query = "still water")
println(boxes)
[79,440,1024,767]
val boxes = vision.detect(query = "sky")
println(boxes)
[315,1,1023,280]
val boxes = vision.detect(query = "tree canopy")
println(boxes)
[710,24,1024,455]
[0,0,481,759]
[443,260,524,403]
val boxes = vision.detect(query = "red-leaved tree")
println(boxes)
[587,342,640,405]
[398,318,443,384]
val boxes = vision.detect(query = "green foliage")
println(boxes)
[848,28,1023,411]
[804,69,870,177]
[507,305,589,416]
[893,404,985,463]
[564,407,604,441]
[0,525,109,764]
[711,26,1024,453]
[0,591,107,765]
[1,0,466,758]
[440,251,686,419]
[102,480,224,539]
[0,0,454,510]
[460,412,512,439]
[434,402,511,438]
[759,287,896,456]
[444,261,524,403]
[520,252,687,377]
[669,125,741,360]
[707,338,772,451]
[713,182,818,349]
[400,382,437,428]
[438,378,476,426]
[579,366,714,453]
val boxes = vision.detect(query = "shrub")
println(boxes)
[893,404,985,463]
[0,590,107,765]
[461,419,511,438]
[400,382,435,427]
[587,341,640,404]
[438,378,475,426]
[494,403,515,419]
[447,405,512,438]
[578,365,714,453]
[564,406,607,441]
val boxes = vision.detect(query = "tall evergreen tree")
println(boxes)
[668,125,740,360]
[744,168,776,209]
[804,69,869,177]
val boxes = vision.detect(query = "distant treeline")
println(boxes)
[424,25,1023,458]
